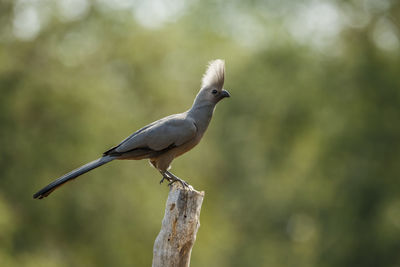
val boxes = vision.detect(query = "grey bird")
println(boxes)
[33,59,230,199]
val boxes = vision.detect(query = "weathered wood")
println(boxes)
[152,184,204,267]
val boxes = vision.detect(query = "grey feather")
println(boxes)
[201,59,225,89]
[112,114,197,153]
[33,156,114,199]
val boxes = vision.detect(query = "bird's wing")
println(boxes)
[105,114,197,154]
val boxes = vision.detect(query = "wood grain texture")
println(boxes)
[152,184,204,267]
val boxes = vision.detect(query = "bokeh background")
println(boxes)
[1,0,400,266]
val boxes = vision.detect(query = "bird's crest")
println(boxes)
[201,59,225,90]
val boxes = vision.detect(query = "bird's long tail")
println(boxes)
[33,155,115,199]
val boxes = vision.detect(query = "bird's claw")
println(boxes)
[159,176,171,184]
[168,177,189,188]
[160,171,189,188]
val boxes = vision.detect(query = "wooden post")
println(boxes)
[152,184,205,267]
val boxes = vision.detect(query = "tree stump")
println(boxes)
[152,184,204,267]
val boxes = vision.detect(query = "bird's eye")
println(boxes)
[212,89,218,95]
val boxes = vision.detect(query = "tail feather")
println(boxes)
[33,156,114,199]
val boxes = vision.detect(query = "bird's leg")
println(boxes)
[159,171,172,184]
[165,170,189,188]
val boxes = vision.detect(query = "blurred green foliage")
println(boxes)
[1,0,400,266]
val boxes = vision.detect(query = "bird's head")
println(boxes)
[195,59,230,105]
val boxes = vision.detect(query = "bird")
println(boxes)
[33,59,230,199]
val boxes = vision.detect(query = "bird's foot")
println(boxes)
[159,175,172,184]
[160,171,190,188]
[168,177,189,188]
[165,171,189,188]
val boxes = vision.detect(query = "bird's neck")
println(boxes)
[187,102,216,133]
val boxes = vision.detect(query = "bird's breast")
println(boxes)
[172,133,203,158]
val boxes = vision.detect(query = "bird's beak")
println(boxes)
[221,89,231,98]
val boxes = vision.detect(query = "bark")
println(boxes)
[152,184,204,267]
